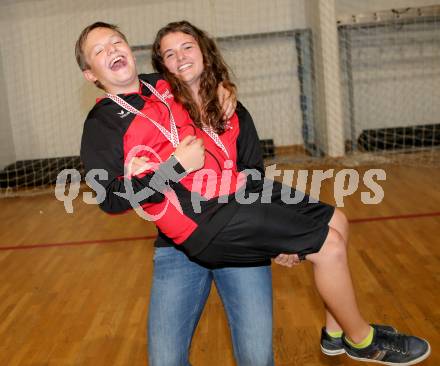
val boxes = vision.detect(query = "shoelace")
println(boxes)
[380,332,409,355]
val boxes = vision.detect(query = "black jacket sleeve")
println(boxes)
[235,102,265,190]
[80,113,186,214]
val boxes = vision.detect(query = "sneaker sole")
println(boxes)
[320,345,345,356]
[345,343,431,366]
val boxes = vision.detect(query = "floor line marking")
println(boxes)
[0,235,157,251]
[2,211,439,251]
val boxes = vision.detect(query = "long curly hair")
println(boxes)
[152,21,236,134]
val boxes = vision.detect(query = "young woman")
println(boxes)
[145,21,430,365]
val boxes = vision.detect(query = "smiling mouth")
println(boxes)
[109,56,127,71]
[177,63,192,72]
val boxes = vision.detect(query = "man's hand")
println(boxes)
[173,135,205,173]
[127,156,152,176]
[273,253,301,268]
[217,83,237,121]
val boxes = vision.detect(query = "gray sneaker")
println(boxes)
[321,324,397,356]
[343,325,430,365]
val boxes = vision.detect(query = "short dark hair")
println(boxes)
[75,21,128,71]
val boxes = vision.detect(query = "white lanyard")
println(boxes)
[201,126,229,158]
[105,80,229,157]
[105,81,179,147]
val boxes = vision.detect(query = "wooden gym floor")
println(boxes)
[0,164,439,365]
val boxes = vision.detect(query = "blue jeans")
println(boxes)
[148,247,274,366]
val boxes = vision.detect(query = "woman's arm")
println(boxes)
[218,83,237,121]
[235,102,264,173]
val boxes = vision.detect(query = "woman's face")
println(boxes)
[160,31,204,91]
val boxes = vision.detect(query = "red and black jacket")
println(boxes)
[80,73,265,258]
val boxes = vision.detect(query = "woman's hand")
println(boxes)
[217,83,237,120]
[273,253,301,268]
[173,135,205,173]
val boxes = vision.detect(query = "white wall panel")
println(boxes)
[336,0,440,16]
[0,0,307,162]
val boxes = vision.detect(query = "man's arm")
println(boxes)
[80,115,187,214]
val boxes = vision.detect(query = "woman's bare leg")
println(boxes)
[306,226,370,343]
[324,209,349,333]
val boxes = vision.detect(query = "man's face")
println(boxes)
[82,27,138,94]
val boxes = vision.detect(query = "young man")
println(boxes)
[76,21,297,366]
